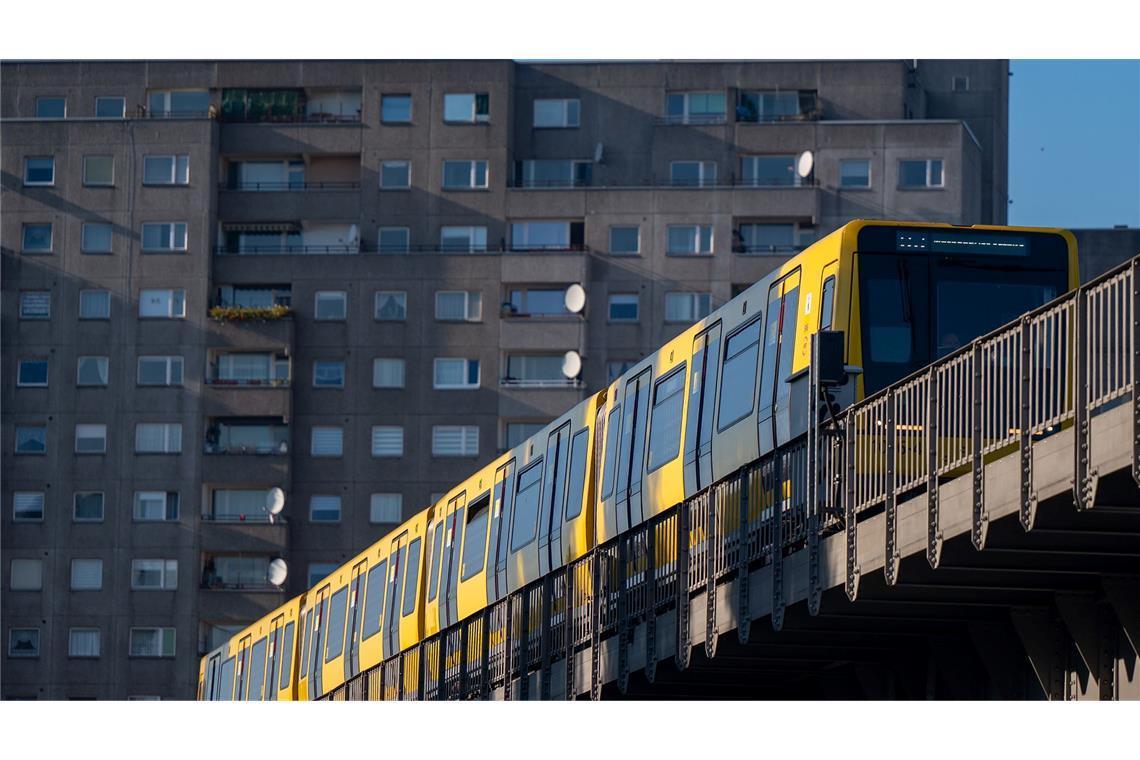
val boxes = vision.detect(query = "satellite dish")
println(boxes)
[594,142,605,164]
[561,350,582,379]
[266,487,286,515]
[267,558,288,587]
[796,150,814,179]
[564,283,586,314]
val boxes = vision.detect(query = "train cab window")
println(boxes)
[564,428,590,519]
[278,622,294,690]
[218,657,235,701]
[324,586,348,663]
[510,459,545,551]
[460,493,491,580]
[819,276,836,330]
[401,538,422,616]
[717,317,763,430]
[600,406,621,498]
[427,522,445,601]
[647,365,686,471]
[362,560,387,640]
[247,637,267,700]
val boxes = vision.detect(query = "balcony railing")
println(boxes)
[214,243,591,256]
[507,176,818,190]
[733,244,809,256]
[219,110,362,125]
[200,579,283,591]
[204,441,289,456]
[214,244,360,255]
[500,378,584,389]
[205,377,290,387]
[200,513,285,524]
[654,114,729,126]
[219,180,361,191]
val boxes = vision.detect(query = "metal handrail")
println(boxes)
[219,181,361,191]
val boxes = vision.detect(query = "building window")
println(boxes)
[506,287,572,318]
[667,224,713,255]
[310,426,344,457]
[20,291,51,320]
[736,90,813,122]
[15,426,47,455]
[313,361,346,388]
[23,156,55,186]
[899,159,944,188]
[369,493,403,524]
[374,291,407,321]
[433,357,480,389]
[608,293,640,322]
[131,559,178,590]
[443,92,489,123]
[129,627,176,658]
[69,628,101,658]
[133,491,180,521]
[81,223,114,253]
[379,160,411,189]
[432,425,479,457]
[138,289,185,318]
[665,91,726,124]
[70,559,103,591]
[143,155,190,185]
[440,226,487,252]
[442,160,489,189]
[952,75,970,92]
[137,356,184,386]
[10,559,43,591]
[372,358,406,388]
[378,227,410,253]
[314,291,347,321]
[839,159,871,188]
[21,223,52,253]
[75,356,109,387]
[503,354,571,386]
[8,629,40,657]
[737,223,797,254]
[516,159,591,188]
[533,98,580,128]
[135,423,182,454]
[510,220,582,251]
[13,492,44,522]
[381,94,412,123]
[670,160,717,187]
[80,155,115,186]
[141,222,188,252]
[74,424,107,454]
[74,492,105,522]
[370,426,404,457]
[609,226,640,255]
[147,89,209,118]
[505,422,546,448]
[740,155,801,186]
[607,359,636,383]
[36,97,66,118]
[435,290,482,321]
[665,292,712,323]
[79,290,111,319]
[308,563,338,587]
[95,96,126,118]
[207,490,268,522]
[309,495,342,523]
[16,359,48,387]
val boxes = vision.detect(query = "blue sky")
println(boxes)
[1009,60,1140,229]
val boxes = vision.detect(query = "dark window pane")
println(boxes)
[717,318,763,429]
[400,539,422,616]
[324,587,348,662]
[509,460,544,551]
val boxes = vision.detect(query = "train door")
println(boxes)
[296,606,313,700]
[309,587,330,698]
[616,368,652,533]
[683,322,722,497]
[235,635,251,701]
[507,457,545,592]
[440,493,466,629]
[265,614,284,702]
[204,653,220,701]
[385,534,408,658]
[344,560,367,682]
[488,460,515,602]
[538,422,570,576]
[758,271,802,454]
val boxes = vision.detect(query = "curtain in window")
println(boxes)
[71,559,102,589]
[69,629,100,657]
[373,359,404,387]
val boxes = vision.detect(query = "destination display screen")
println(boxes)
[858,225,1069,269]
[894,230,1028,256]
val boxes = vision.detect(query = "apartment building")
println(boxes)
[1,59,1007,698]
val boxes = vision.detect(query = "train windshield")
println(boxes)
[857,227,1070,395]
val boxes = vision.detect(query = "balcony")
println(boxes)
[735,90,822,123]
[199,520,288,555]
[218,88,362,124]
[206,314,294,352]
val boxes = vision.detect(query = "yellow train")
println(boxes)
[199,219,1078,700]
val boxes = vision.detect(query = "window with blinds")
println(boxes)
[433,357,480,389]
[135,423,182,453]
[20,291,51,319]
[70,558,103,590]
[131,559,178,590]
[310,426,343,457]
[369,493,403,523]
[79,289,110,319]
[13,492,44,521]
[371,426,404,457]
[434,290,482,321]
[372,358,405,388]
[432,425,479,457]
[134,491,179,521]
[129,627,176,657]
[10,559,43,590]
[75,423,107,453]
[69,628,101,658]
[310,495,341,522]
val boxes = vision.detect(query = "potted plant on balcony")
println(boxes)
[208,304,293,322]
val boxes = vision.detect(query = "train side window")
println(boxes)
[324,586,348,662]
[461,493,491,579]
[600,406,621,498]
[218,656,236,701]
[647,365,687,471]
[278,622,295,691]
[400,538,422,616]
[510,459,545,551]
[247,637,268,700]
[757,285,783,419]
[819,276,836,331]
[716,317,764,430]
[774,286,800,407]
[427,522,444,601]
[362,561,387,640]
[564,428,590,519]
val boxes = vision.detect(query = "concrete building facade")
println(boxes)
[1,59,1006,699]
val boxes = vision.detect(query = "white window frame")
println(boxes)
[129,627,176,658]
[609,226,640,255]
[666,91,727,124]
[82,155,115,187]
[442,159,489,190]
[76,355,109,387]
[379,160,412,189]
[138,289,186,319]
[740,154,803,187]
[74,423,108,454]
[133,491,179,522]
[372,358,406,388]
[73,491,105,522]
[839,159,872,189]
[433,357,480,390]
[369,493,403,524]
[314,290,347,321]
[374,290,407,321]
[667,224,714,255]
[310,426,344,457]
[15,426,47,455]
[312,360,346,389]
[665,292,713,324]
[69,628,101,658]
[140,222,188,252]
[607,293,640,323]
[13,492,45,522]
[147,88,209,117]
[9,628,40,657]
[443,92,489,123]
[378,227,410,253]
[81,222,114,253]
[670,160,718,187]
[309,495,342,523]
[503,354,573,387]
[435,290,483,322]
[370,426,404,457]
[532,98,580,128]
[142,155,190,185]
[36,96,67,118]
[95,96,126,118]
[380,93,413,123]
[10,559,44,591]
[439,226,487,253]
[898,158,945,189]
[134,423,182,454]
[431,425,479,457]
[70,558,104,591]
[510,220,572,251]
[79,289,110,320]
[518,159,590,188]
[137,356,184,386]
[23,156,55,186]
[21,223,53,253]
[16,359,49,388]
[20,291,52,320]
[130,559,178,590]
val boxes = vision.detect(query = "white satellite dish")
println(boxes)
[266,487,286,515]
[594,142,605,164]
[564,283,587,314]
[562,350,582,379]
[796,150,814,179]
[267,558,289,587]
